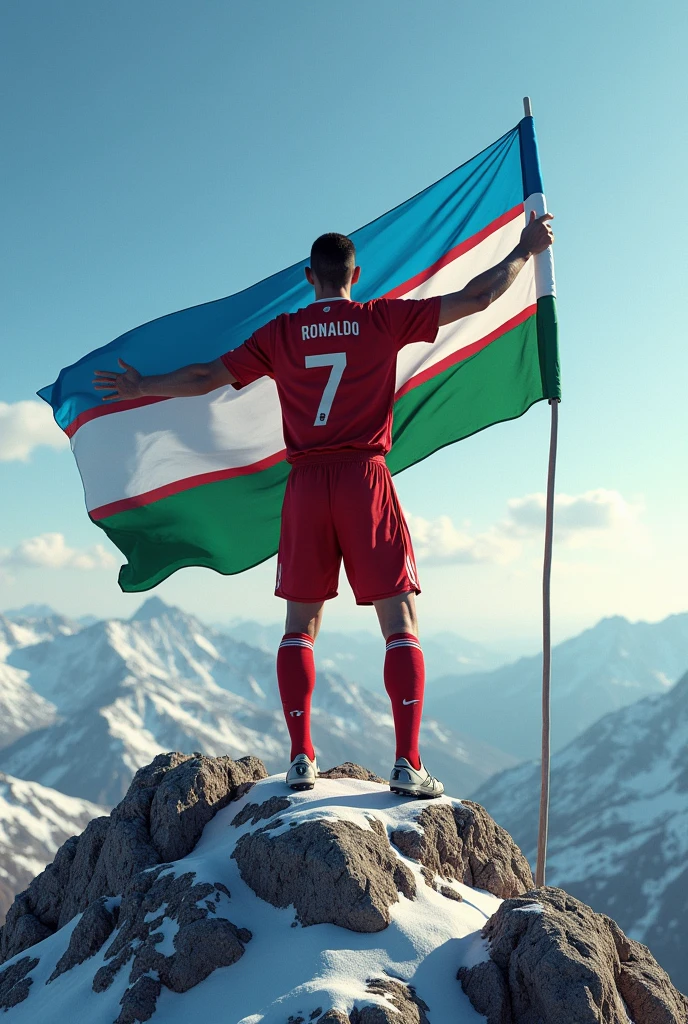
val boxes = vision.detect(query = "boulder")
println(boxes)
[0,753,266,964]
[390,800,533,899]
[233,816,416,931]
[458,887,688,1024]
[90,866,250,1019]
[0,956,39,1011]
[318,763,386,784]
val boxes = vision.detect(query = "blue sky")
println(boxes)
[1,0,686,648]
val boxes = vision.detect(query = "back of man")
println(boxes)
[222,294,441,462]
[93,215,554,798]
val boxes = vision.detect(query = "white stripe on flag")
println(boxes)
[73,212,535,514]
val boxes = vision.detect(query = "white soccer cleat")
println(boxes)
[389,757,444,799]
[285,753,319,791]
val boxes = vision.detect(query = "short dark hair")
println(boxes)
[310,233,356,288]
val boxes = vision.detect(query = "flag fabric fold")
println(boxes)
[39,117,559,593]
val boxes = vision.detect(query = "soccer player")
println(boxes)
[94,211,554,797]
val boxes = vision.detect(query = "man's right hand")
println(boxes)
[517,210,555,257]
[93,359,144,402]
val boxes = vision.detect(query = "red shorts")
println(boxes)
[275,452,420,606]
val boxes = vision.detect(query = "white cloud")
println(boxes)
[405,512,521,565]
[0,534,117,572]
[406,488,646,566]
[0,401,69,461]
[505,489,645,547]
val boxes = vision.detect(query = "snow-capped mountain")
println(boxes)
[220,619,507,692]
[0,664,56,751]
[0,772,104,923]
[0,600,515,806]
[472,669,688,992]
[424,612,688,760]
[0,616,59,749]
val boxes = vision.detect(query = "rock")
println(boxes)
[149,754,267,861]
[115,973,162,1024]
[318,763,386,784]
[458,887,688,1024]
[606,916,688,1024]
[91,866,250,1018]
[352,978,430,1024]
[231,795,292,827]
[0,956,39,1011]
[48,897,120,982]
[0,752,267,965]
[438,885,462,902]
[390,800,533,899]
[233,817,416,932]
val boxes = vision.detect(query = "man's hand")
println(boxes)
[438,209,555,326]
[93,359,144,402]
[516,210,555,258]
[93,357,235,401]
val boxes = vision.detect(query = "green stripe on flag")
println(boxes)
[96,312,547,592]
[388,311,545,473]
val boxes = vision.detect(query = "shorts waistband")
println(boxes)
[288,450,388,467]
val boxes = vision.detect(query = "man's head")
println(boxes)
[306,232,360,295]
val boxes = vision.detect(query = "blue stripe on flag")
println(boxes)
[39,127,523,431]
[518,116,544,197]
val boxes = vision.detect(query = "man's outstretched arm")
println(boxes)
[438,211,554,327]
[93,357,236,402]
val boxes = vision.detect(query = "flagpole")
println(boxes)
[522,95,558,889]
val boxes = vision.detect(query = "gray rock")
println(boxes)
[93,867,250,1016]
[352,978,430,1024]
[0,752,267,964]
[150,754,266,861]
[606,915,688,1024]
[458,887,688,1024]
[233,817,416,932]
[48,897,119,982]
[318,763,386,784]
[231,795,292,827]
[0,956,39,1011]
[390,800,533,899]
[115,973,162,1024]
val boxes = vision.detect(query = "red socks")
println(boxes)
[276,633,316,761]
[384,632,425,770]
[277,630,425,770]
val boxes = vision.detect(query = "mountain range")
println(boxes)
[424,612,688,760]
[473,668,688,992]
[0,600,514,806]
[0,772,104,922]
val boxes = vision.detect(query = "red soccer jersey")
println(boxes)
[221,296,441,463]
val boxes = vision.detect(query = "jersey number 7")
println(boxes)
[305,352,347,427]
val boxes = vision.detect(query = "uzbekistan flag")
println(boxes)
[39,116,559,593]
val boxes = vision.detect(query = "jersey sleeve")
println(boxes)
[221,321,275,389]
[380,296,442,351]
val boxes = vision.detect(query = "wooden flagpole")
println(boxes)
[522,95,558,889]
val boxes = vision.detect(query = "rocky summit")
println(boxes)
[0,754,684,1023]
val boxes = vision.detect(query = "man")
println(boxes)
[94,211,554,797]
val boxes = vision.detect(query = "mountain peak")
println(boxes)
[3,603,59,621]
[130,596,175,622]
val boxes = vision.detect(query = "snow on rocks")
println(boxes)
[0,751,266,963]
[0,755,683,1023]
[458,887,688,1024]
[389,801,533,900]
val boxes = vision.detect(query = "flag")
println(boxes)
[39,116,559,593]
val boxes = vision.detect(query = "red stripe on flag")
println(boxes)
[395,305,537,400]
[65,396,169,438]
[383,203,524,299]
[89,449,287,520]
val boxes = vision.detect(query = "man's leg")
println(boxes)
[277,601,325,762]
[374,592,424,771]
